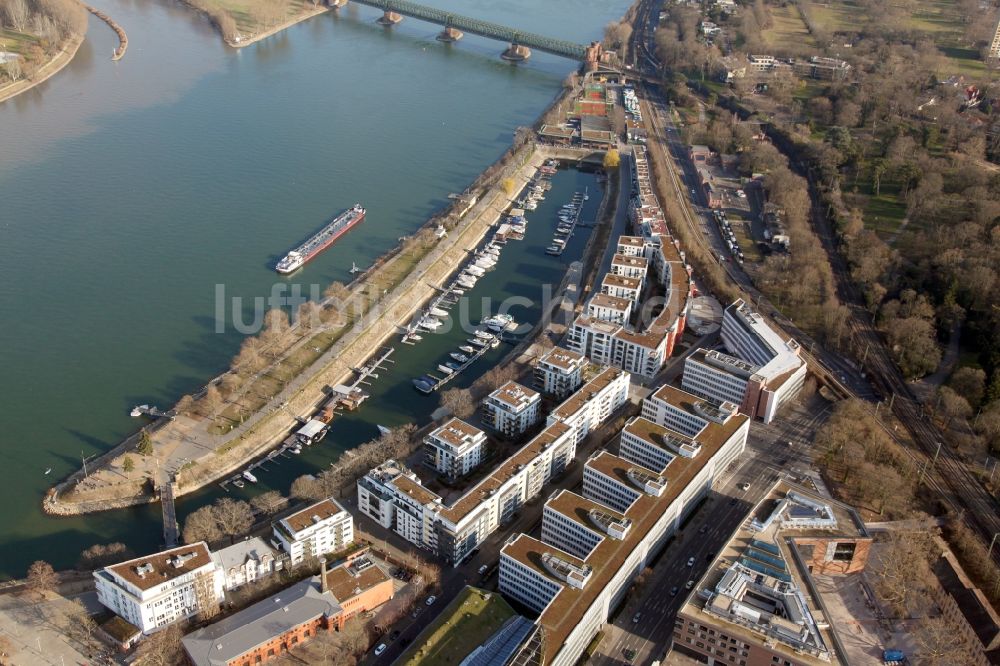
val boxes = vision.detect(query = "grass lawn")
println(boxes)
[0,28,40,55]
[196,0,316,35]
[763,4,817,50]
[802,0,859,33]
[862,194,907,237]
[398,587,516,666]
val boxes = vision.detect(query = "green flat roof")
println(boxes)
[397,586,517,666]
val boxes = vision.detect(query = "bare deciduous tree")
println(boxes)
[25,560,57,598]
[213,497,254,542]
[182,504,222,545]
[439,388,476,419]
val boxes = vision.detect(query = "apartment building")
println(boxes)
[610,253,648,283]
[357,369,629,566]
[601,274,642,302]
[673,481,871,666]
[94,543,225,633]
[272,498,354,566]
[423,418,488,479]
[616,235,647,257]
[568,147,692,380]
[547,367,630,446]
[211,537,284,592]
[482,382,541,438]
[682,299,808,424]
[498,385,751,666]
[587,292,633,325]
[533,346,588,400]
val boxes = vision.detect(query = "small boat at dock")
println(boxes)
[377,424,392,436]
[437,365,454,375]
[233,479,245,488]
[459,345,475,354]
[242,470,258,483]
[450,352,469,363]
[475,330,494,340]
[430,307,449,318]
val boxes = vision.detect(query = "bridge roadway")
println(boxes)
[347,0,589,59]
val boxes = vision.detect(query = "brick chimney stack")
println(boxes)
[320,558,328,594]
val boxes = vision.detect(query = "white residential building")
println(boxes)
[423,418,488,479]
[601,274,642,302]
[609,253,648,284]
[534,346,588,400]
[272,498,354,566]
[482,381,541,438]
[568,162,692,381]
[547,367,630,446]
[211,537,284,592]
[587,293,633,325]
[498,384,751,666]
[94,543,224,633]
[357,367,629,566]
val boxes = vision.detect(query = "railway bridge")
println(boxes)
[330,0,605,65]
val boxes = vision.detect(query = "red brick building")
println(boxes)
[182,549,394,666]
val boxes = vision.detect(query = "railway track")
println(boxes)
[626,0,1000,561]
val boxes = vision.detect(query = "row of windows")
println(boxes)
[582,471,637,513]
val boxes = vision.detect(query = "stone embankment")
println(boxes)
[44,139,566,515]
[83,4,128,60]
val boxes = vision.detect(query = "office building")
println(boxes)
[498,385,750,665]
[673,481,871,666]
[681,299,806,424]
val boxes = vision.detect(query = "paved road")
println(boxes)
[589,397,830,666]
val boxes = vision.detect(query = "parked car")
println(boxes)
[739,482,750,491]
[687,557,695,567]
[670,586,679,596]
[478,564,489,575]
[685,580,695,590]
[426,595,437,606]
[632,612,642,624]
[374,644,387,656]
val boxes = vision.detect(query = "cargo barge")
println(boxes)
[275,203,365,274]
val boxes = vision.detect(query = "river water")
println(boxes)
[0,0,628,576]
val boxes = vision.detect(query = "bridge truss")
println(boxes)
[350,0,589,60]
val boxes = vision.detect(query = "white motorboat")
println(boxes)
[465,264,486,277]
[377,424,392,436]
[437,364,454,375]
[450,352,469,363]
[451,288,465,295]
[430,307,449,318]
[475,330,495,340]
[419,317,443,331]
[459,345,476,354]
[242,470,258,483]
[546,245,562,255]
[233,479,245,488]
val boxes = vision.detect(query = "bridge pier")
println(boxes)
[377,10,403,25]
[501,43,531,63]
[436,26,463,43]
